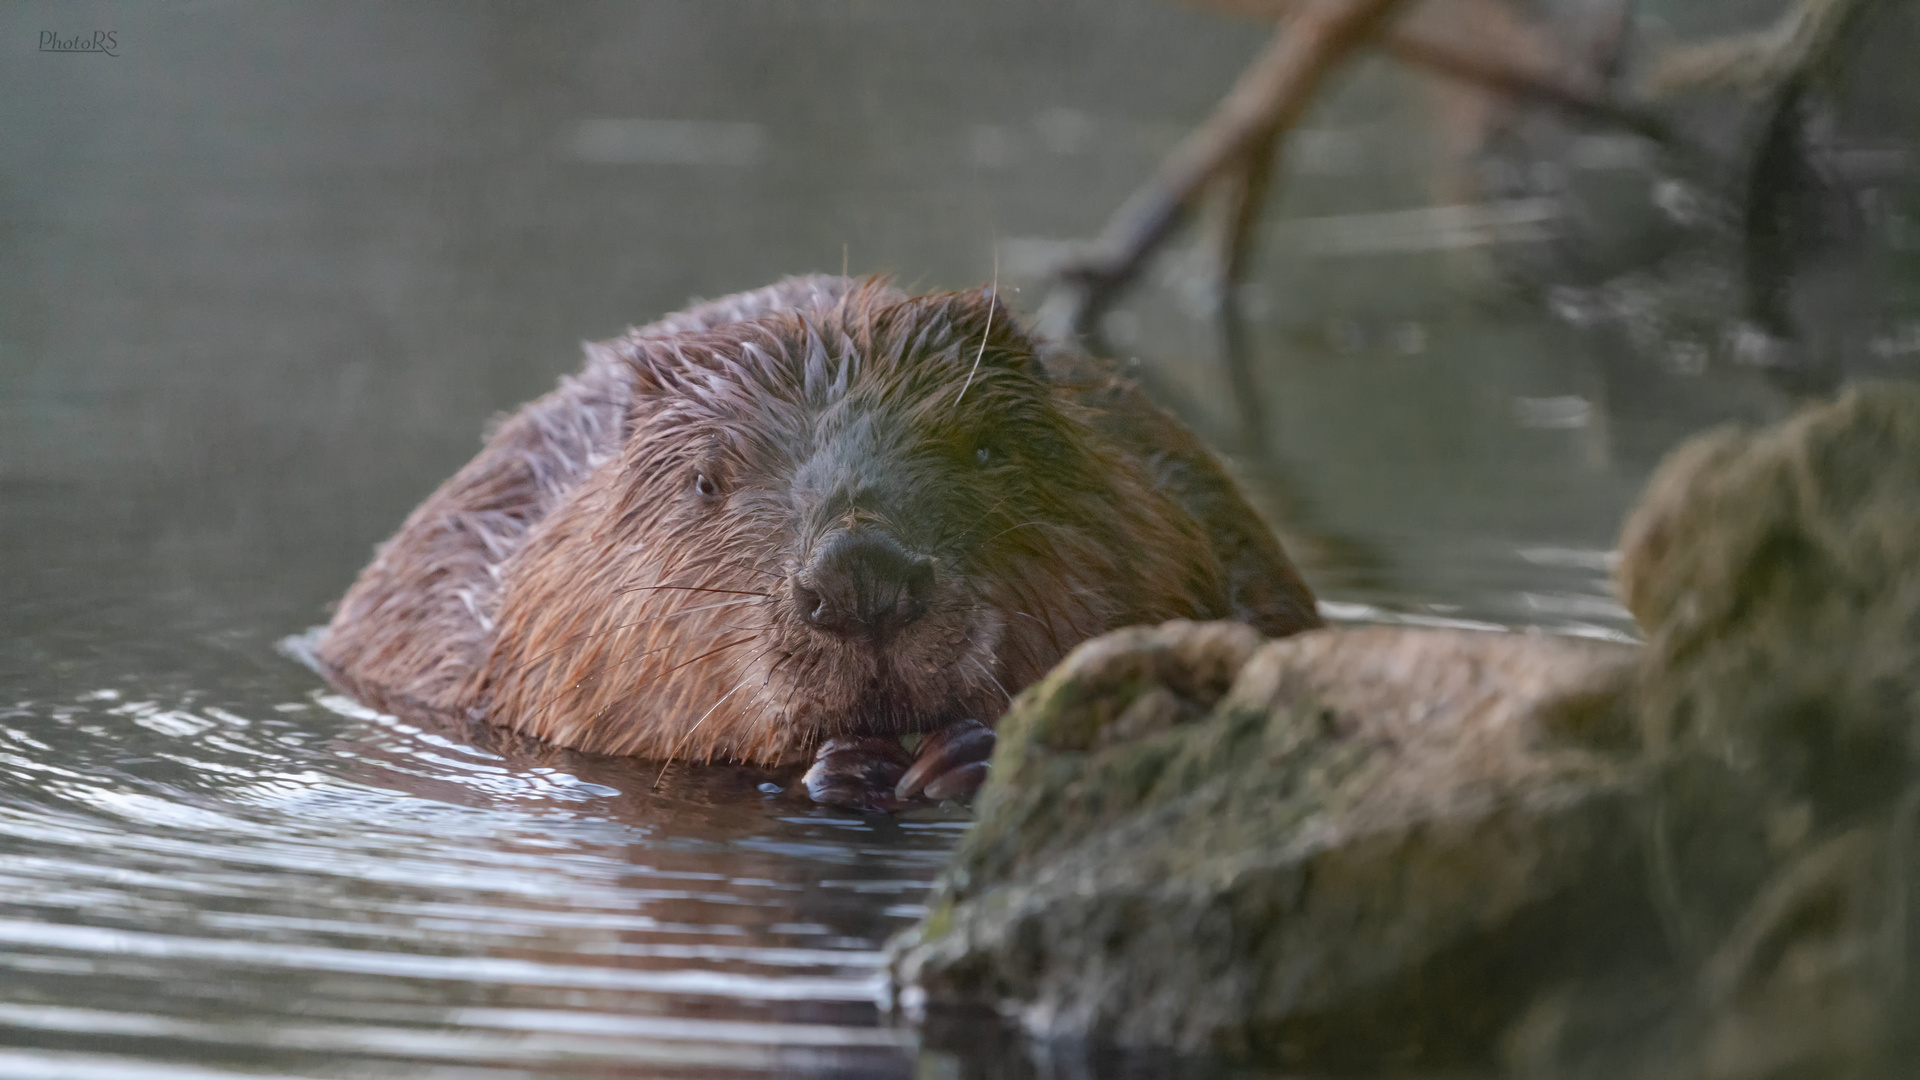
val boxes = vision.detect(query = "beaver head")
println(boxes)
[465,283,1226,765]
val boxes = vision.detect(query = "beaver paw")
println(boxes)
[801,721,995,812]
[894,718,994,803]
[802,736,914,812]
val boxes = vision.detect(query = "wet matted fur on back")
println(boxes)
[316,276,1318,765]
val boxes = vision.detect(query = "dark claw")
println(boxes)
[895,718,996,803]
[921,759,991,802]
[803,736,913,812]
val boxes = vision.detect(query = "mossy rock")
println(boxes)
[1619,380,1920,817]
[890,622,1643,1066]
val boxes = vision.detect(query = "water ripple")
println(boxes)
[0,682,964,1077]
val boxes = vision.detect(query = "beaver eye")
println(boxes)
[974,445,993,468]
[694,473,720,499]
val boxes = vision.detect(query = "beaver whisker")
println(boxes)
[763,650,796,681]
[941,509,1075,560]
[953,250,998,408]
[933,500,1016,552]
[529,633,755,721]
[616,544,779,602]
[967,655,1013,705]
[648,596,769,618]
[775,651,825,737]
[492,615,745,684]
[733,697,784,763]
[614,584,774,599]
[689,555,785,582]
[623,634,763,692]
[978,521,1048,546]
[652,654,775,785]
[1004,580,1060,646]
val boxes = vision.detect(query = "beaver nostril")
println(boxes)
[801,531,935,640]
[793,582,830,628]
[901,556,934,623]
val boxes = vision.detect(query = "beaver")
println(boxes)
[316,276,1319,809]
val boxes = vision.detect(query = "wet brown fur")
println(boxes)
[317,276,1319,766]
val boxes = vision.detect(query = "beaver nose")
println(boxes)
[795,531,934,640]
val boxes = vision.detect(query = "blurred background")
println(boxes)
[1,1,1915,1077]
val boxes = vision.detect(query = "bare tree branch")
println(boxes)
[1193,0,1671,139]
[1039,0,1411,340]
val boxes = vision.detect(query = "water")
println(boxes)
[4,1,1910,1076]
[0,683,963,1078]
